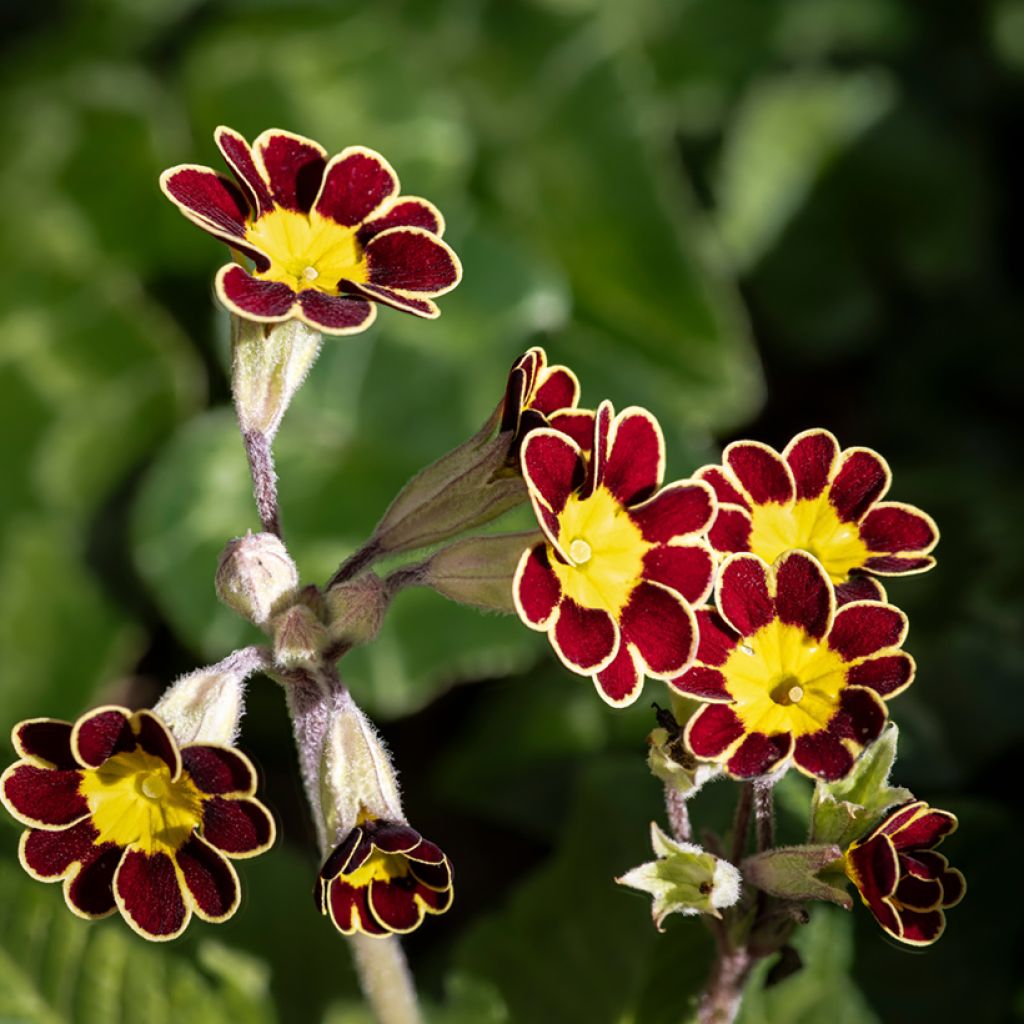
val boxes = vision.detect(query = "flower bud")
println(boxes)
[272,603,328,668]
[742,844,852,908]
[324,573,389,650]
[648,725,721,798]
[616,823,741,930]
[216,531,299,627]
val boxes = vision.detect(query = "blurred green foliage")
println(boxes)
[1,0,1021,1021]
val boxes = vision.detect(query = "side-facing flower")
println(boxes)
[500,346,594,452]
[844,801,965,945]
[616,822,741,930]
[316,816,453,936]
[513,401,717,707]
[0,706,274,940]
[696,430,938,603]
[161,126,461,335]
[672,550,914,780]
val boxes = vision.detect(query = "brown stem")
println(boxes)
[664,785,691,843]
[243,429,282,537]
[327,538,383,589]
[730,782,754,864]
[753,777,776,852]
[698,947,755,1024]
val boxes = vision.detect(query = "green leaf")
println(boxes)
[0,860,275,1024]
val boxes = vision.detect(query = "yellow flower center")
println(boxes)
[79,750,203,855]
[723,621,847,738]
[748,496,870,584]
[550,486,650,616]
[343,849,412,888]
[245,209,370,293]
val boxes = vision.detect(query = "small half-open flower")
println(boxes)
[500,346,594,452]
[316,816,453,936]
[161,127,461,335]
[696,430,938,603]
[616,823,741,930]
[1,707,274,941]
[513,401,717,707]
[672,549,914,781]
[844,801,965,945]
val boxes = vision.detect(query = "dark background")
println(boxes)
[0,1,1020,1021]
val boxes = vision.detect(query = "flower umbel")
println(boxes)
[316,816,453,937]
[697,431,938,603]
[673,550,914,780]
[1,706,275,940]
[514,401,717,706]
[161,127,461,335]
[844,800,965,945]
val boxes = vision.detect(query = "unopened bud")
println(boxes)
[422,532,540,613]
[325,573,389,650]
[648,726,721,797]
[742,844,852,909]
[216,531,299,627]
[272,604,327,668]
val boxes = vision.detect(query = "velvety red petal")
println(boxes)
[548,409,595,452]
[876,801,927,837]
[341,281,438,318]
[859,502,937,553]
[774,550,834,640]
[793,729,855,781]
[254,129,326,213]
[848,835,900,928]
[409,858,451,891]
[832,687,888,748]
[368,822,422,855]
[115,849,189,939]
[863,554,936,575]
[415,877,454,913]
[176,835,239,921]
[551,600,618,674]
[202,796,275,856]
[314,147,398,226]
[359,197,444,244]
[65,846,121,918]
[160,166,250,237]
[897,907,945,944]
[514,545,562,628]
[214,126,274,218]
[894,873,942,911]
[602,407,664,505]
[828,448,891,523]
[14,720,75,769]
[501,361,530,435]
[369,878,422,932]
[297,290,376,335]
[695,466,749,508]
[668,665,733,702]
[320,828,366,881]
[21,819,100,878]
[846,653,915,697]
[724,441,794,506]
[582,402,613,499]
[328,879,387,936]
[693,608,740,666]
[72,706,133,768]
[828,602,907,661]
[521,429,583,514]
[685,704,745,759]
[630,482,715,543]
[216,265,296,321]
[1,764,87,827]
[889,809,957,851]
[365,228,460,295]
[708,504,753,553]
[835,576,887,605]
[182,745,256,795]
[940,868,966,907]
[620,582,696,677]
[784,430,839,500]
[642,543,714,605]
[726,732,793,779]
[133,711,181,778]
[532,367,580,415]
[593,645,642,707]
[717,554,774,637]
[407,838,446,866]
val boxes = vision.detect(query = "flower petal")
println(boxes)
[833,686,888,748]
[551,600,618,675]
[897,907,946,945]
[888,807,957,851]
[368,822,423,855]
[201,796,276,858]
[297,290,376,335]
[71,706,133,768]
[320,828,368,883]
[695,466,749,508]
[863,554,936,575]
[693,608,740,667]
[548,409,596,452]
[940,867,966,907]
[409,857,451,891]
[216,265,296,322]
[13,719,75,769]
[835,576,887,605]
[1,764,87,828]
[133,710,181,779]
[581,401,613,499]
[619,582,696,677]
[846,652,915,698]
[20,819,100,879]
[783,429,839,500]
[828,602,908,661]
[521,428,584,515]
[669,665,732,702]
[328,878,388,936]
[314,146,398,226]
[182,745,256,795]
[708,504,753,553]
[774,550,834,641]
[368,878,423,933]
[159,165,251,238]
[532,366,580,415]
[359,197,445,243]
[415,877,454,914]
[716,554,774,637]
[602,407,665,505]
[793,729,854,781]
[684,704,745,759]
[176,835,240,922]
[214,126,274,218]
[848,835,901,933]
[114,849,190,940]
[894,873,943,911]
[341,280,438,319]
[253,129,327,213]
[513,544,562,629]
[641,543,715,604]
[629,481,715,543]
[726,732,793,779]
[65,846,121,919]
[593,645,643,707]
[724,441,794,506]
[859,502,938,554]
[365,228,461,296]
[828,448,891,523]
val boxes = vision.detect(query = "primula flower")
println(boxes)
[845,801,965,945]
[514,401,717,707]
[1,706,275,940]
[161,127,461,335]
[501,346,595,451]
[315,816,453,936]
[696,430,938,603]
[672,549,914,780]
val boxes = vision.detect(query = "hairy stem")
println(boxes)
[698,947,754,1024]
[244,429,282,537]
[327,538,383,589]
[753,777,776,852]
[730,782,754,864]
[349,934,424,1024]
[664,785,691,843]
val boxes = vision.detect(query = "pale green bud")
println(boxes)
[216,531,299,627]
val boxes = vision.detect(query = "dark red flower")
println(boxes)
[315,817,453,936]
[1,707,274,940]
[161,127,461,335]
[845,801,965,945]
